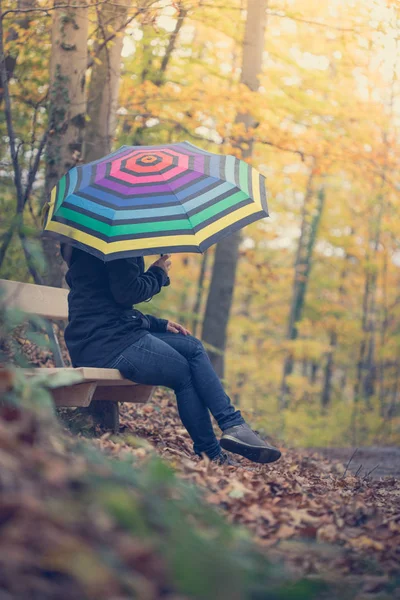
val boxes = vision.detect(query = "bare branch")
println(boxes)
[267,9,358,33]
[19,229,44,284]
[157,3,187,83]
[355,464,363,478]
[87,8,144,69]
[363,464,380,481]
[121,111,218,144]
[0,228,15,269]
[23,128,50,208]
[257,138,307,161]
[341,448,358,479]
[1,1,109,20]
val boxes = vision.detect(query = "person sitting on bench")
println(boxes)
[61,244,281,466]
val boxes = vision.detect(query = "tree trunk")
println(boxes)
[321,330,337,410]
[362,197,384,403]
[354,194,384,405]
[279,184,325,408]
[280,173,314,402]
[202,235,241,376]
[201,0,267,378]
[192,251,209,337]
[84,1,129,163]
[177,256,191,326]
[130,4,187,144]
[155,4,187,85]
[43,0,88,287]
[310,361,319,384]
[378,248,389,417]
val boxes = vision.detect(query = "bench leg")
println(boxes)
[92,384,155,403]
[88,400,119,434]
[52,383,97,407]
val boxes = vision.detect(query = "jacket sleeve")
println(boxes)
[145,314,169,333]
[106,259,168,308]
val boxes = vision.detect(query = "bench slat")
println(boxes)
[0,278,69,320]
[24,367,137,386]
[52,383,154,406]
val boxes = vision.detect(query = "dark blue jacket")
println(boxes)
[64,249,169,367]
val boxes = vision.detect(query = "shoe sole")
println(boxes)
[220,436,281,464]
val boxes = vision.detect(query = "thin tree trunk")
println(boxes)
[301,360,308,378]
[354,194,384,405]
[362,197,384,403]
[201,0,268,378]
[310,361,319,384]
[43,0,88,287]
[350,396,358,447]
[192,251,209,336]
[320,263,348,409]
[387,355,400,419]
[84,0,129,163]
[340,368,347,390]
[19,230,44,284]
[130,3,188,144]
[378,247,389,416]
[202,234,242,376]
[0,228,15,269]
[279,181,325,408]
[279,178,325,408]
[139,4,187,85]
[357,60,393,405]
[321,330,337,410]
[177,256,191,326]
[156,4,187,85]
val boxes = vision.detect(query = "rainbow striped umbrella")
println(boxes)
[43,141,268,260]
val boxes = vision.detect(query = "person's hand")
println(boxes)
[167,320,190,335]
[151,254,171,276]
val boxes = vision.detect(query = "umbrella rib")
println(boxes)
[160,169,199,249]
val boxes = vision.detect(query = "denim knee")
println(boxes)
[173,363,193,394]
[186,335,206,358]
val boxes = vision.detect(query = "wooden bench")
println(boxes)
[0,278,155,432]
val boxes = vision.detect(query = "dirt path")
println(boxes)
[309,446,400,479]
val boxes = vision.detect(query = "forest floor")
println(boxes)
[83,391,400,599]
[3,335,400,598]
[1,383,399,599]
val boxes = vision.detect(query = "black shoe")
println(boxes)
[220,424,281,464]
[211,451,240,466]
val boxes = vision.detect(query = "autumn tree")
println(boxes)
[84,1,130,162]
[43,0,89,286]
[201,0,268,378]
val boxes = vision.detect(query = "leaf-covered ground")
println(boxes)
[88,391,400,598]
[2,333,400,598]
[1,399,325,600]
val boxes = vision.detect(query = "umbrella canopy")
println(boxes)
[43,141,268,260]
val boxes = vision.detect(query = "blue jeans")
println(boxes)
[108,332,244,459]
